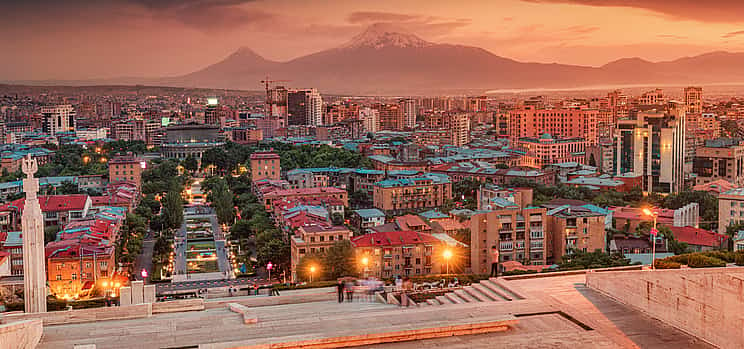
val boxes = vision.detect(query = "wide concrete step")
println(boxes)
[426,298,439,306]
[480,280,513,301]
[463,285,492,302]
[436,295,453,305]
[471,283,502,301]
[444,292,465,304]
[454,289,479,303]
[489,278,525,300]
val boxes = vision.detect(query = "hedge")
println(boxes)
[655,251,734,269]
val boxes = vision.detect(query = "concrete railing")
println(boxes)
[587,267,744,349]
[0,319,42,349]
[0,298,205,326]
[501,265,642,281]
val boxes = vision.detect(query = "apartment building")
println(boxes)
[515,134,587,168]
[693,138,744,186]
[250,152,281,182]
[508,106,598,145]
[372,174,452,213]
[470,206,548,274]
[351,231,443,278]
[290,225,353,281]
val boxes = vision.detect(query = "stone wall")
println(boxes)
[586,267,744,349]
[0,319,42,349]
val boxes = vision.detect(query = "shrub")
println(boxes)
[701,251,736,263]
[687,254,726,268]
[665,254,690,265]
[654,259,681,269]
[735,252,744,266]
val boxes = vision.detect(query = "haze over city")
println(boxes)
[3,1,744,349]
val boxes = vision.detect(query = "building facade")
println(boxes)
[508,106,598,145]
[290,225,352,281]
[42,105,76,135]
[693,138,744,187]
[250,152,281,182]
[373,174,452,213]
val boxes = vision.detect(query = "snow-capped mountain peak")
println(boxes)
[341,23,433,49]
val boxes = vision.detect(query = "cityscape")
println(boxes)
[1,1,744,348]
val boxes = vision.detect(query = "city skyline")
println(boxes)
[3,0,744,81]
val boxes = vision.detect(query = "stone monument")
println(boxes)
[22,154,46,313]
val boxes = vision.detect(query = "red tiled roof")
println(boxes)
[250,152,280,160]
[395,214,429,231]
[0,194,89,212]
[668,226,728,248]
[609,206,675,224]
[351,231,439,247]
[264,187,346,197]
[692,179,736,195]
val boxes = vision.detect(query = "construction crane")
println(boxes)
[260,76,291,116]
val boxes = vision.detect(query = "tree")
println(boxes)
[295,253,325,282]
[182,156,199,173]
[206,178,234,225]
[559,249,631,270]
[725,222,744,251]
[662,227,690,255]
[662,190,718,230]
[324,240,355,279]
[162,189,184,230]
[256,238,290,274]
[44,225,60,244]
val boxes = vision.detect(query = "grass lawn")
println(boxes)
[187,260,219,273]
[187,241,215,250]
[186,251,216,260]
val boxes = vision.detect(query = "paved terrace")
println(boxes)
[174,209,232,282]
[35,273,712,348]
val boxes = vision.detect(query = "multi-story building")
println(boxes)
[477,185,533,210]
[250,152,281,182]
[109,153,145,188]
[639,88,665,105]
[400,98,417,129]
[262,187,348,210]
[375,103,404,131]
[288,89,323,126]
[470,206,548,273]
[449,113,471,147]
[515,134,587,168]
[718,188,744,234]
[360,107,380,133]
[352,208,386,234]
[693,138,744,186]
[324,102,359,125]
[113,118,161,145]
[0,194,92,230]
[613,102,686,193]
[684,86,703,114]
[544,202,608,263]
[160,124,224,161]
[698,113,721,142]
[0,231,23,275]
[508,106,598,145]
[373,174,452,213]
[351,231,444,278]
[290,224,353,281]
[42,104,76,135]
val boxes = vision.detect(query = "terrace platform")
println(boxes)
[28,272,713,348]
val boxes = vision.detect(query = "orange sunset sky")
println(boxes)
[2,0,744,81]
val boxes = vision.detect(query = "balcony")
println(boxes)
[530,231,544,239]
[515,240,525,250]
[383,265,393,271]
[500,242,514,251]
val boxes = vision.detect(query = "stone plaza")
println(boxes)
[3,267,732,349]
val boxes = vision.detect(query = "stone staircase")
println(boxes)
[421,278,524,307]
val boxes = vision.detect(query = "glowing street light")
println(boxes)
[443,249,453,275]
[310,265,316,283]
[267,262,273,282]
[361,256,369,278]
[643,207,659,270]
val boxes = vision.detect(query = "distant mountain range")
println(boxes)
[14,24,744,95]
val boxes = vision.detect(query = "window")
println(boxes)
[310,237,315,243]
[299,248,306,254]
[85,262,91,268]
[56,264,62,270]
[56,274,62,281]
[71,273,77,280]
[100,261,107,268]
[319,236,325,242]
[101,270,108,277]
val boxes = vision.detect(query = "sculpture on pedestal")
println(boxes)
[22,154,46,313]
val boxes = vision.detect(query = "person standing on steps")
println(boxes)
[490,246,500,277]
[337,279,345,303]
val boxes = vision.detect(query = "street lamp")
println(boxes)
[310,266,316,283]
[267,262,273,282]
[443,249,453,275]
[361,256,369,278]
[642,207,659,270]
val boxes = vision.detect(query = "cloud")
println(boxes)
[657,34,688,40]
[722,30,744,38]
[347,11,419,24]
[345,11,472,37]
[125,0,275,32]
[521,0,744,23]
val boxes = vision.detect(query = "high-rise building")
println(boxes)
[41,104,76,135]
[508,106,598,145]
[204,98,220,125]
[684,87,703,114]
[449,113,471,147]
[375,103,404,131]
[288,89,323,126]
[614,102,686,193]
[639,88,665,105]
[359,107,380,133]
[400,98,417,129]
